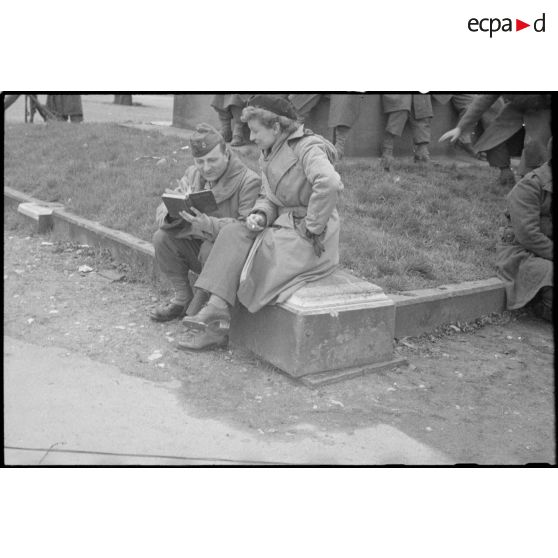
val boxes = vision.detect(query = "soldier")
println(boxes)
[433,94,503,158]
[46,95,83,122]
[180,95,343,351]
[150,124,261,325]
[210,94,251,146]
[495,139,553,321]
[381,94,433,171]
[439,94,551,186]
[289,94,362,159]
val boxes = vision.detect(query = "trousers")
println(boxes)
[153,229,207,276]
[195,222,259,306]
[385,110,431,144]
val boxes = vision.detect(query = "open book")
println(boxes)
[162,190,218,218]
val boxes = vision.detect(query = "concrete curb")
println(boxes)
[5,187,158,279]
[5,187,507,338]
[390,279,506,338]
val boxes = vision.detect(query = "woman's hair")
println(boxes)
[241,106,299,135]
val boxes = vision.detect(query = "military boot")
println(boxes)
[230,122,246,147]
[381,134,395,171]
[334,126,350,160]
[414,143,431,164]
[218,114,233,143]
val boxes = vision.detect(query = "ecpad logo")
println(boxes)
[468,13,546,37]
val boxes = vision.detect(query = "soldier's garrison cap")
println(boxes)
[189,123,224,157]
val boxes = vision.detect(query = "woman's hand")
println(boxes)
[246,212,267,233]
[439,127,463,143]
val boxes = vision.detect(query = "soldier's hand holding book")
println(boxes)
[179,207,212,234]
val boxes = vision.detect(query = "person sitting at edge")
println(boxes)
[178,95,344,351]
[150,123,261,323]
[495,139,553,322]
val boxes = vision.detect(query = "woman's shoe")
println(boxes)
[182,301,231,331]
[177,329,228,351]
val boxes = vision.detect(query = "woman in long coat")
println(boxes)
[495,146,553,321]
[180,95,343,350]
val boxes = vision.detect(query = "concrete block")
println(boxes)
[230,269,396,379]
[17,203,53,233]
[390,278,507,339]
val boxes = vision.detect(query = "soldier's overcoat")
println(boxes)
[458,94,551,160]
[496,162,553,309]
[156,151,261,243]
[381,94,433,119]
[289,94,363,128]
[46,95,83,116]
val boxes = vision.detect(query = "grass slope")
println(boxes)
[4,123,508,292]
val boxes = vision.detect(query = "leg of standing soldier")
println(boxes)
[333,125,350,159]
[214,108,233,143]
[486,141,516,186]
[382,111,408,170]
[230,105,246,147]
[410,115,431,163]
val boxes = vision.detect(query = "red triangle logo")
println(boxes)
[516,19,530,31]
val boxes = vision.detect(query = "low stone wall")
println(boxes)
[5,186,508,352]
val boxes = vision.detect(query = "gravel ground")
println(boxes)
[4,209,555,464]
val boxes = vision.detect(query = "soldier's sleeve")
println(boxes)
[155,201,168,228]
[188,171,263,241]
[457,94,500,133]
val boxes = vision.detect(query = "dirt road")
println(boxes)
[4,210,554,464]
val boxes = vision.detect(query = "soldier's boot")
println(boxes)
[414,142,431,164]
[334,126,350,160]
[217,113,233,143]
[381,134,395,171]
[499,167,516,187]
[230,123,246,147]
